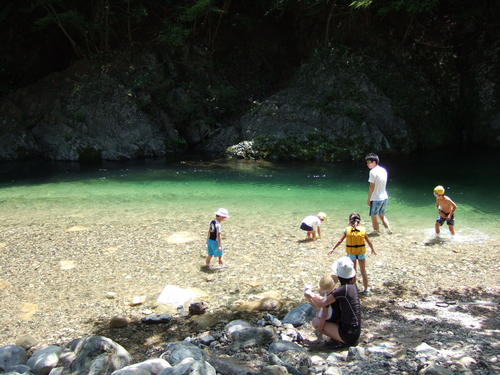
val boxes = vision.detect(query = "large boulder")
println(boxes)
[160,342,204,366]
[158,358,215,375]
[206,50,415,161]
[110,359,171,375]
[0,345,27,372]
[27,346,63,375]
[62,336,131,375]
[282,304,316,327]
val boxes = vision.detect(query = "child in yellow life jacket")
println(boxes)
[328,213,377,294]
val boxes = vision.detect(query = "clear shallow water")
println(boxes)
[0,155,499,242]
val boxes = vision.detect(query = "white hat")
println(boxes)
[317,212,327,221]
[331,256,356,279]
[215,208,229,218]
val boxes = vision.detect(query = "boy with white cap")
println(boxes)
[206,208,229,267]
[299,212,327,241]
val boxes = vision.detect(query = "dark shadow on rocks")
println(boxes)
[87,306,294,362]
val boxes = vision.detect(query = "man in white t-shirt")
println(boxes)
[365,153,391,233]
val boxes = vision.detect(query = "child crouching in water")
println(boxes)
[328,213,376,294]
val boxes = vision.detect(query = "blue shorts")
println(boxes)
[300,222,313,231]
[369,199,387,216]
[436,214,455,226]
[347,253,366,260]
[207,239,222,257]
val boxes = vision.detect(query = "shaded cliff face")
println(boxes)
[207,49,431,161]
[0,54,181,161]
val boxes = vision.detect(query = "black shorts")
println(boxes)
[300,222,313,231]
[339,325,360,346]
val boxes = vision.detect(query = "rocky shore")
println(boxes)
[0,209,499,375]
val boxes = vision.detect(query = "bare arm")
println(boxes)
[365,234,377,255]
[317,226,321,239]
[317,307,328,332]
[328,233,346,255]
[367,183,375,206]
[447,197,457,218]
[308,293,335,308]
[217,232,222,249]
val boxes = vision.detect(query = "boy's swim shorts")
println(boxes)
[207,239,222,257]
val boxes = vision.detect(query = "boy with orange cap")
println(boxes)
[433,185,457,235]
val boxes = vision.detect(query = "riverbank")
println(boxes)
[1,210,498,366]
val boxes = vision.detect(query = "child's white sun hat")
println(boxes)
[215,208,229,218]
[331,256,356,279]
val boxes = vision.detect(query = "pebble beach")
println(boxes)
[1,207,498,366]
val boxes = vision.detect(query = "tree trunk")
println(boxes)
[43,2,82,57]
[324,0,336,47]
[210,0,232,53]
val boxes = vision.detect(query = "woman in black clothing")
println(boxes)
[304,256,361,346]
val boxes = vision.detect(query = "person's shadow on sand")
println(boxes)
[297,239,315,243]
[424,236,447,246]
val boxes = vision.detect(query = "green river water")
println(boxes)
[1,154,499,243]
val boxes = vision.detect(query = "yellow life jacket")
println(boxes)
[345,225,366,255]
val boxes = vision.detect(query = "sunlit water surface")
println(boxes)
[0,155,499,243]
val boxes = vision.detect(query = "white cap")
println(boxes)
[215,208,229,218]
[331,256,356,279]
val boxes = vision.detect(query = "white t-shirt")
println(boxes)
[301,215,322,229]
[368,165,388,201]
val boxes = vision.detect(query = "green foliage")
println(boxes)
[34,10,85,29]
[181,0,213,22]
[350,0,441,14]
[253,132,366,162]
[158,23,189,47]
[164,136,188,154]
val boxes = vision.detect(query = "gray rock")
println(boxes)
[275,351,311,375]
[346,346,367,361]
[158,358,215,375]
[0,345,27,371]
[205,354,258,375]
[109,317,129,329]
[27,346,63,375]
[64,336,131,375]
[224,320,253,336]
[111,359,171,375]
[268,341,305,354]
[141,315,173,325]
[324,366,342,375]
[230,327,275,350]
[418,364,453,375]
[8,365,32,374]
[161,342,203,366]
[188,302,208,316]
[263,314,282,327]
[267,354,301,375]
[261,365,289,375]
[197,334,215,346]
[415,343,438,355]
[282,305,316,327]
[48,368,64,375]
